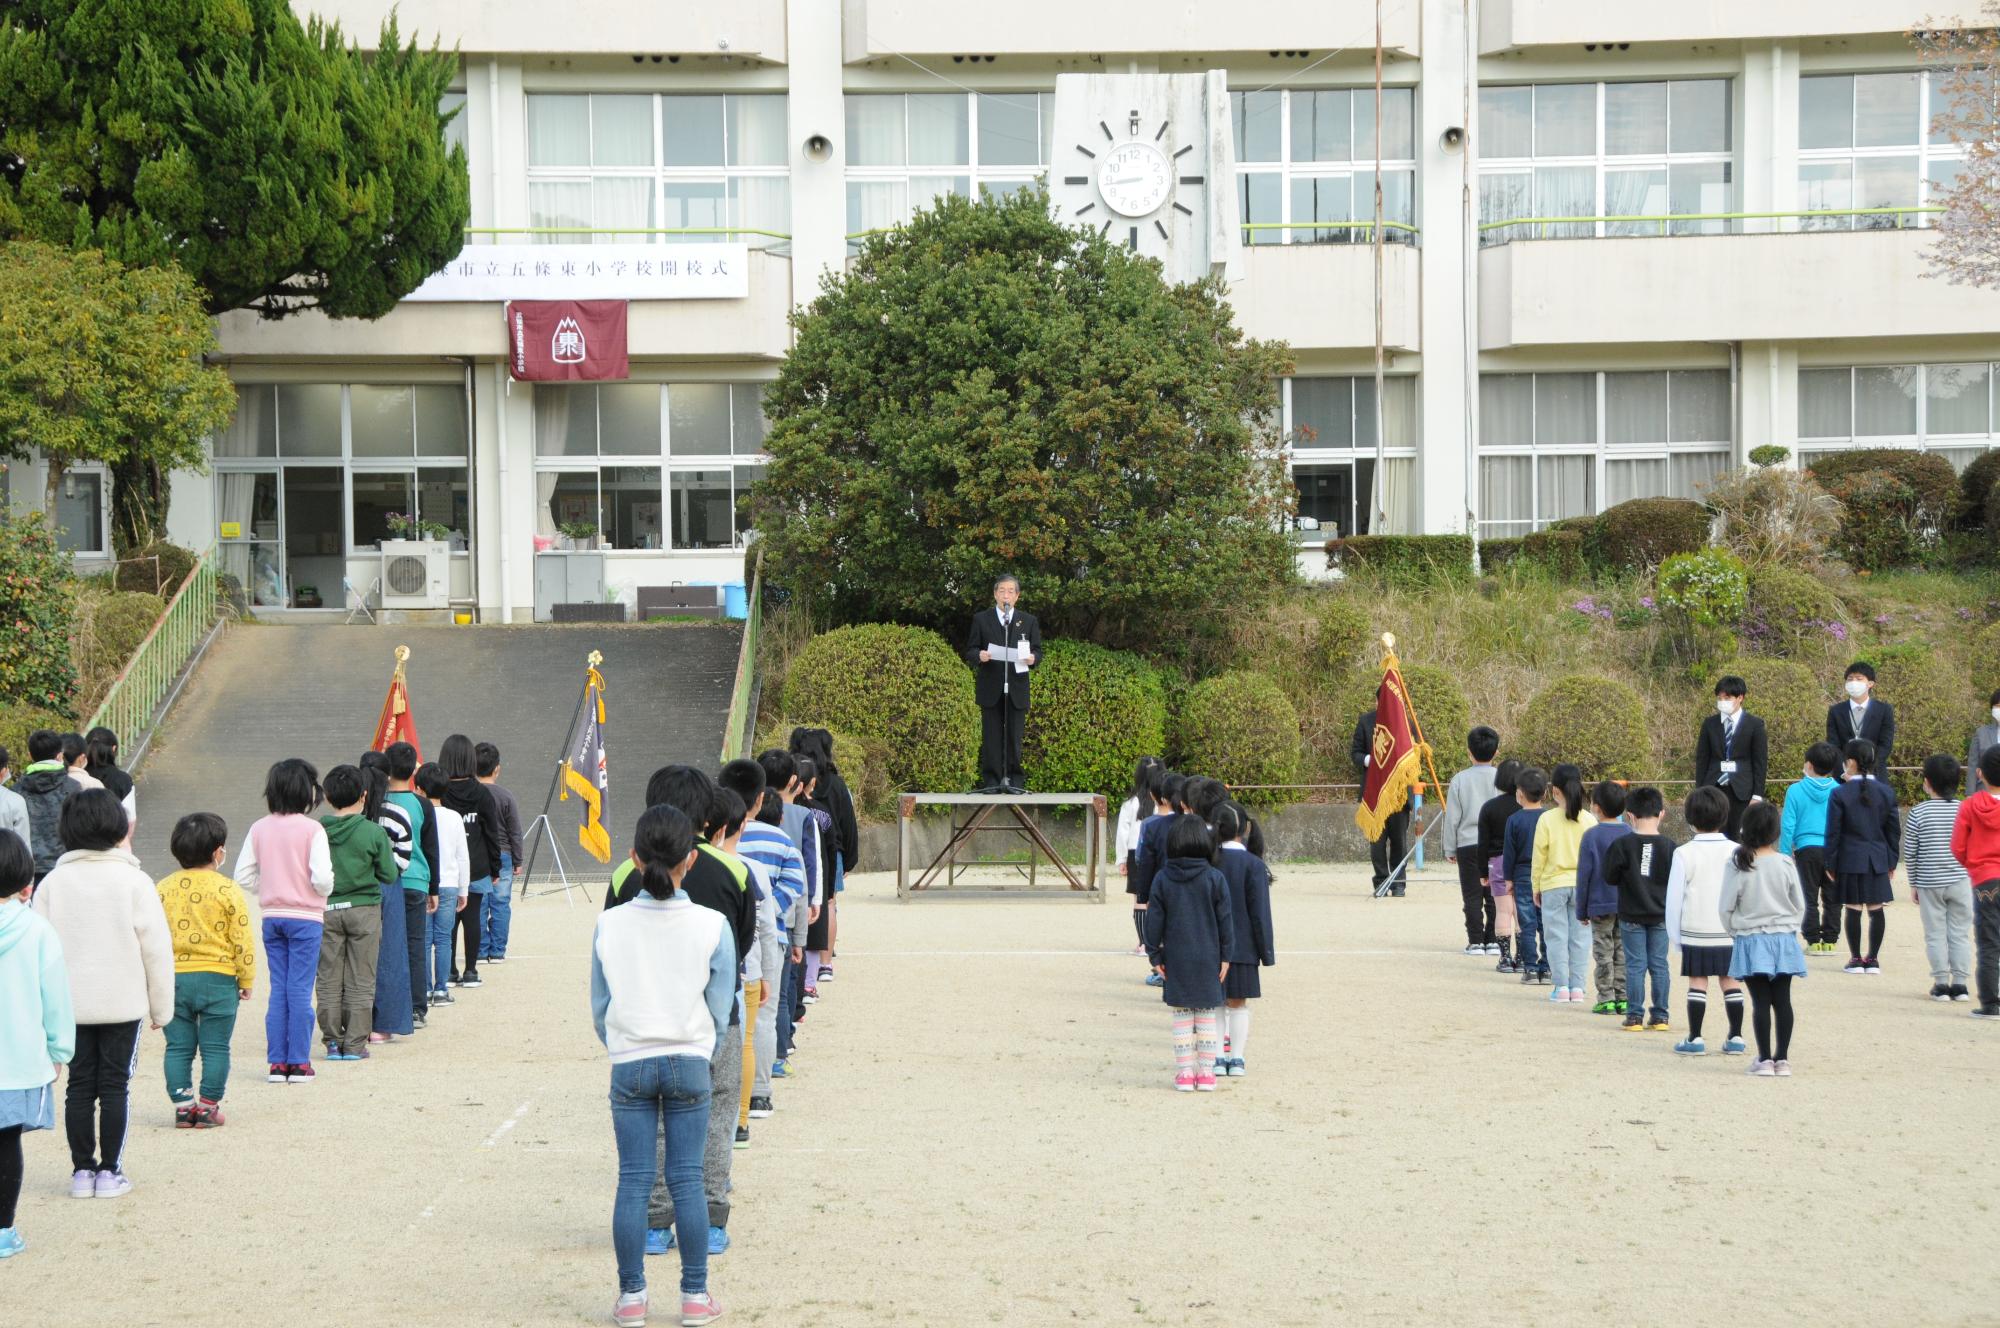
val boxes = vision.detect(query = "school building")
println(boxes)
[12,2,1997,615]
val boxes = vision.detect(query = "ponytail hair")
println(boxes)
[357,751,391,823]
[1551,763,1586,822]
[1732,799,1782,872]
[632,804,697,901]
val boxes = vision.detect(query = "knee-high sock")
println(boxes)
[1193,1009,1220,1074]
[1172,1010,1195,1076]
[1868,909,1887,960]
[1845,907,1864,958]
[1724,988,1746,1038]
[1687,988,1707,1039]
[1226,1006,1251,1060]
[1772,976,1796,1060]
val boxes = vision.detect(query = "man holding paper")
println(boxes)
[964,573,1043,794]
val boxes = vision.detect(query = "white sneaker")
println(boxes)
[69,1169,96,1199]
[1483,943,1501,955]
[93,1170,132,1199]
[1462,944,1485,956]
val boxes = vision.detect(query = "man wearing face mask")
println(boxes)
[1826,661,1895,777]
[964,573,1041,795]
[1695,675,1768,841]
[1968,691,2000,799]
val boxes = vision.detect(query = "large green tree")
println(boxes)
[0,241,235,534]
[0,0,469,546]
[756,188,1297,656]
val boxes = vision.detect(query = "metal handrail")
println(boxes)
[720,548,764,764]
[846,218,1423,244]
[1479,205,1944,237]
[464,226,791,240]
[85,549,221,768]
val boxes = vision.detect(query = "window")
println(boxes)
[1796,72,1960,230]
[1232,88,1416,246]
[532,383,770,550]
[1478,80,1733,244]
[1284,376,1418,536]
[53,470,107,556]
[524,93,788,248]
[1477,369,1732,535]
[844,92,1054,240]
[1797,362,2000,471]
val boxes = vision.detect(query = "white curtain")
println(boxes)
[1533,83,1598,155]
[591,95,655,167]
[1538,454,1595,522]
[1379,457,1416,534]
[529,181,591,245]
[217,385,273,457]
[527,95,590,167]
[1670,451,1731,498]
[1798,368,1853,438]
[1535,373,1597,447]
[1927,363,1991,435]
[1606,458,1669,506]
[1478,172,1530,243]
[1479,456,1534,534]
[1480,375,1534,447]
[846,181,906,235]
[591,177,653,240]
[1381,377,1417,447]
[1669,370,1731,443]
[1855,366,1920,435]
[1606,372,1669,446]
[1534,166,1596,238]
[727,96,788,167]
[1605,168,1666,236]
[534,387,583,457]
[845,96,906,167]
[730,177,790,249]
[1478,87,1532,158]
[908,94,968,165]
[535,472,561,541]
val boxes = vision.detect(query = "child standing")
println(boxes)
[0,830,74,1257]
[1779,743,1842,954]
[1119,763,1163,957]
[1213,802,1273,1077]
[155,814,254,1126]
[719,758,799,1116]
[1906,753,1974,1002]
[315,766,399,1063]
[1503,768,1550,985]
[16,730,74,882]
[1825,738,1901,975]
[1950,746,2000,1019]
[234,760,332,1085]
[1666,786,1747,1057]
[1720,801,1808,1076]
[438,735,502,990]
[1478,761,1523,972]
[1131,771,1185,985]
[33,790,173,1195]
[1443,727,1502,957]
[1532,765,1596,1005]
[1575,781,1632,1015]
[380,743,438,1031]
[1143,814,1234,1092]
[416,764,470,1008]
[1603,786,1675,1032]
[474,742,524,966]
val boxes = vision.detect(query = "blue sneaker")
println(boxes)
[771,1060,789,1078]
[1144,972,1164,987]
[645,1227,672,1256]
[0,1227,23,1259]
[707,1226,730,1256]
[1674,1037,1706,1056]
[1722,1035,1747,1056]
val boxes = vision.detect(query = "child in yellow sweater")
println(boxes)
[155,814,254,1127]
[1532,764,1597,1006]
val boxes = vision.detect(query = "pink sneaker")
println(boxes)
[611,1290,647,1326]
[1567,990,1586,1004]
[1195,1073,1218,1092]
[1173,1073,1195,1093]
[680,1290,722,1326]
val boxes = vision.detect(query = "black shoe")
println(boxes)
[1496,958,1519,974]
[412,1013,427,1030]
[1972,1004,2000,1019]
[733,1125,750,1150]
[1949,984,1972,1002]
[1931,983,1952,1002]
[748,1096,773,1119]
[1389,887,1406,897]
[1520,968,1537,985]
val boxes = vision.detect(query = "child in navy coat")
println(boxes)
[1142,814,1234,1093]
[1503,768,1550,984]
[1129,772,1186,988]
[1212,802,1273,1078]
[1824,738,1901,975]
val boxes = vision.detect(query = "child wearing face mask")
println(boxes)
[1697,678,1766,843]
[1780,743,1842,954]
[1968,692,2000,799]
[1827,662,1895,774]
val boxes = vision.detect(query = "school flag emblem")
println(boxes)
[1355,644,1430,842]
[370,645,421,760]
[560,663,611,863]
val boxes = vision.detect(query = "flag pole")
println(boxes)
[519,649,601,896]
[1371,632,1453,898]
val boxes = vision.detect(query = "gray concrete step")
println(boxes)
[130,622,741,882]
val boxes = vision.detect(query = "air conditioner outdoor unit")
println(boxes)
[379,540,451,610]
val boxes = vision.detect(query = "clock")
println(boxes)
[1096,141,1172,218]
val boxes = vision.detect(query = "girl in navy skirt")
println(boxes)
[1213,803,1273,1078]
[1720,802,1808,1076]
[1824,739,1901,975]
[1142,814,1233,1092]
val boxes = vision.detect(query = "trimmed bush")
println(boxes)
[1709,656,1828,785]
[0,511,77,715]
[1021,640,1168,799]
[1808,449,1958,571]
[1874,644,1978,802]
[1337,664,1474,782]
[1313,593,1373,674]
[756,720,894,822]
[1326,535,1474,590]
[779,624,980,794]
[1590,497,1711,573]
[1748,444,1791,468]
[1959,448,2000,527]
[1520,528,1588,580]
[71,591,166,715]
[114,541,198,597]
[1171,671,1301,806]
[1973,621,2000,695]
[0,704,67,772]
[1738,565,1852,659]
[1517,674,1652,780]
[1479,537,1525,571]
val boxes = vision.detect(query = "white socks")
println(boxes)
[1226,1006,1251,1059]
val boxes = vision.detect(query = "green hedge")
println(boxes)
[1517,673,1651,780]
[0,512,77,715]
[113,541,199,597]
[1874,644,1978,802]
[1807,449,1958,571]
[1709,656,1827,785]
[0,704,66,772]
[1589,497,1711,572]
[1171,670,1301,806]
[1327,535,1474,590]
[1738,564,1850,659]
[756,720,894,822]
[779,624,980,793]
[1021,640,1168,798]
[1337,663,1473,780]
[1522,528,1588,580]
[1959,449,2000,529]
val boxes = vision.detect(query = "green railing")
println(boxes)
[720,548,765,764]
[1479,205,1944,240]
[464,226,791,241]
[1241,219,1421,238]
[86,549,221,767]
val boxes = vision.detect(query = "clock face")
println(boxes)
[1096,141,1172,218]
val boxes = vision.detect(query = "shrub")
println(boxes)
[1334,663,1474,781]
[1479,537,1525,570]
[1170,671,1301,807]
[1706,465,1842,569]
[0,704,67,772]
[1589,497,1711,573]
[1313,593,1373,674]
[1748,444,1791,468]
[1958,448,2000,527]
[71,591,166,715]
[1517,674,1652,780]
[1874,643,1978,802]
[0,511,77,715]
[1021,640,1168,798]
[1229,589,1370,784]
[1520,528,1588,580]
[1737,565,1852,659]
[1709,656,1828,783]
[1974,621,2000,695]
[756,720,894,822]
[1326,535,1474,590]
[114,541,198,596]
[1808,449,1958,571]
[779,624,980,793]
[1657,548,1749,627]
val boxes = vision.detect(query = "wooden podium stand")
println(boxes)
[896,791,1108,901]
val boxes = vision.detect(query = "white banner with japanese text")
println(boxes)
[402,243,750,302]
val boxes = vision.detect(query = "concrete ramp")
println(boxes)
[131,622,740,881]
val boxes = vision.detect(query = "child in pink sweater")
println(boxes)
[233,760,331,1085]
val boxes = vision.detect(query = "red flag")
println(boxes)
[506,300,629,381]
[370,646,421,760]
[1355,649,1429,842]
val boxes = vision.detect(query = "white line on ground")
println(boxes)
[483,1099,532,1148]
[830,948,1400,958]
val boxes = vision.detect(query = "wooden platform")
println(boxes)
[896,791,1109,900]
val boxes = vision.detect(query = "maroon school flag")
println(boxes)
[506,300,630,381]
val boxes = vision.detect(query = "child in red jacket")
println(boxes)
[1949,746,2000,1019]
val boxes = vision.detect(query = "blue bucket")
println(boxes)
[722,582,749,620]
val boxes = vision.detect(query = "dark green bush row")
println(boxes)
[1807,448,1958,572]
[1327,535,1474,589]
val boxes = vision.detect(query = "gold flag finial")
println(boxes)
[1381,632,1395,651]
[394,644,410,665]
[587,649,604,668]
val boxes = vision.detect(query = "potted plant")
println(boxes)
[558,519,601,550]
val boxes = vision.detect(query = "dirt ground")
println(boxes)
[7,862,1996,1326]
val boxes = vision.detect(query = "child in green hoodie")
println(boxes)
[315,766,399,1062]
[1779,742,1842,954]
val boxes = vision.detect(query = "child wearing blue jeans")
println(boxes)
[1603,786,1675,1031]
[1502,767,1550,985]
[475,742,523,964]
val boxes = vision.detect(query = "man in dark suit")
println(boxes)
[1351,707,1408,896]
[963,573,1042,793]
[1695,674,1768,840]
[1827,660,1896,775]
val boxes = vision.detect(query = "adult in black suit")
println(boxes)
[1351,708,1408,896]
[1694,674,1768,840]
[1826,660,1896,775]
[963,573,1042,793]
